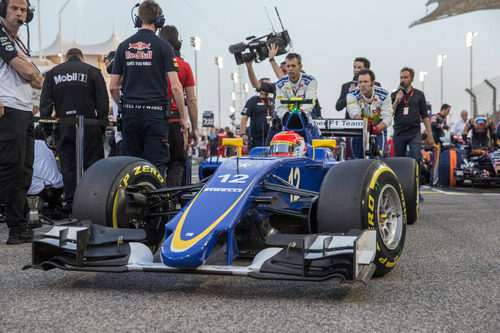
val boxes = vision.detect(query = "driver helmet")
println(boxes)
[270,131,306,157]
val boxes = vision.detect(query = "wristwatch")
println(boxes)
[269,58,275,63]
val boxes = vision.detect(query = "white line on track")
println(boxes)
[420,186,500,196]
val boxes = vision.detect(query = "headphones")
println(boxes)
[132,2,165,29]
[0,0,34,24]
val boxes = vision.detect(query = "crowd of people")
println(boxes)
[1,0,500,246]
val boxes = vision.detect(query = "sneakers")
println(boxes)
[6,228,33,245]
[419,194,424,203]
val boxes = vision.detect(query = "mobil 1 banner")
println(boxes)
[202,111,215,127]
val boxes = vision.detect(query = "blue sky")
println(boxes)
[26,0,500,127]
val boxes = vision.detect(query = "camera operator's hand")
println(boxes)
[245,57,255,66]
[267,43,279,61]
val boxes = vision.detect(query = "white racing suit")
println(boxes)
[274,73,320,142]
[275,73,318,119]
[346,87,393,158]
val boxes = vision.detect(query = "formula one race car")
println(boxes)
[453,146,500,186]
[27,101,419,285]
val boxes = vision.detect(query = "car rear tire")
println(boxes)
[316,159,406,276]
[438,148,462,186]
[383,157,419,225]
[73,156,167,252]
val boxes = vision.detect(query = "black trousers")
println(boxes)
[56,125,104,202]
[0,108,34,233]
[121,107,169,176]
[166,121,186,187]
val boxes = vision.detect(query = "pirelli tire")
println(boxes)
[383,157,419,225]
[72,156,166,251]
[316,159,407,277]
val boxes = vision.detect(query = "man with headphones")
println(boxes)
[110,0,187,177]
[0,0,42,244]
[159,25,198,187]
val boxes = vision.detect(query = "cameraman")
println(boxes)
[110,0,187,177]
[244,44,283,144]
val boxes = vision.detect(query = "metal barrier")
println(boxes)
[34,115,114,185]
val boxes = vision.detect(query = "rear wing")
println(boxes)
[311,118,377,158]
[311,118,368,138]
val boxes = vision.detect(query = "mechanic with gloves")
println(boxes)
[0,0,43,244]
[430,104,451,147]
[40,47,108,212]
[346,69,392,159]
[274,53,320,139]
[462,114,496,150]
[110,0,187,177]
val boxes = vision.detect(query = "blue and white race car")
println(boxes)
[28,104,419,284]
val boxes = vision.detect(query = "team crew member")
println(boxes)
[430,104,451,147]
[240,78,274,150]
[0,0,42,244]
[347,69,392,158]
[40,48,109,209]
[336,57,380,119]
[274,53,319,141]
[110,0,187,177]
[462,115,496,149]
[391,67,434,160]
[159,25,199,187]
[28,140,65,219]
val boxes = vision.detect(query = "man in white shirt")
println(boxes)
[450,110,468,136]
[27,140,66,220]
[0,0,42,244]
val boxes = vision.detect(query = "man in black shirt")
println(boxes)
[240,78,274,150]
[391,67,434,160]
[40,47,108,210]
[336,57,380,119]
[430,104,451,147]
[110,0,186,177]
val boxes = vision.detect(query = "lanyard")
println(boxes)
[260,98,271,118]
[0,20,30,57]
[403,89,414,106]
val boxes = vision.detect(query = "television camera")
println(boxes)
[228,7,291,65]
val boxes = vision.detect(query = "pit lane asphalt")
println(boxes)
[1,186,499,332]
